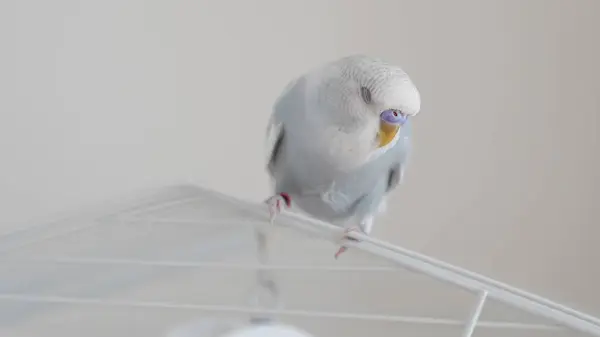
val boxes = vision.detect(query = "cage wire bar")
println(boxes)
[197,185,600,337]
[0,185,599,337]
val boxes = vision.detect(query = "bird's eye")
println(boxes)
[360,86,372,104]
[392,111,398,117]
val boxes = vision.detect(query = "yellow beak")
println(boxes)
[378,122,400,147]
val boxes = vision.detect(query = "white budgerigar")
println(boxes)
[264,54,421,258]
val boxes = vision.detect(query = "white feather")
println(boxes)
[292,55,420,169]
[264,54,420,231]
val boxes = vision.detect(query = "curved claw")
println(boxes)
[264,193,291,223]
[334,226,365,259]
[334,246,348,259]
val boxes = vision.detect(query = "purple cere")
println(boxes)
[380,109,408,125]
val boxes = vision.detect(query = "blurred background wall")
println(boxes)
[1,0,598,316]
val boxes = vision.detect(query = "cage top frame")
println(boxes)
[0,184,599,337]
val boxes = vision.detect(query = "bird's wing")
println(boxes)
[265,76,307,178]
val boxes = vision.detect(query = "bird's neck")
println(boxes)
[302,119,379,170]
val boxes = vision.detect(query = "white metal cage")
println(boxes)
[0,185,598,337]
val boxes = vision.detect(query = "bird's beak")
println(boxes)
[378,122,400,147]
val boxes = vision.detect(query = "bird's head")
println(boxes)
[314,54,421,148]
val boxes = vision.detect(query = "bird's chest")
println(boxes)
[293,181,358,220]
[302,178,355,207]
[283,128,386,217]
[293,122,378,170]
[291,160,377,217]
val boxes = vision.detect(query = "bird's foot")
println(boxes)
[334,226,365,259]
[264,193,292,223]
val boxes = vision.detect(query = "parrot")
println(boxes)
[263,54,421,258]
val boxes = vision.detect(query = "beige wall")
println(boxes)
[1,0,598,319]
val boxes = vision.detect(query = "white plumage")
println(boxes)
[264,54,421,258]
